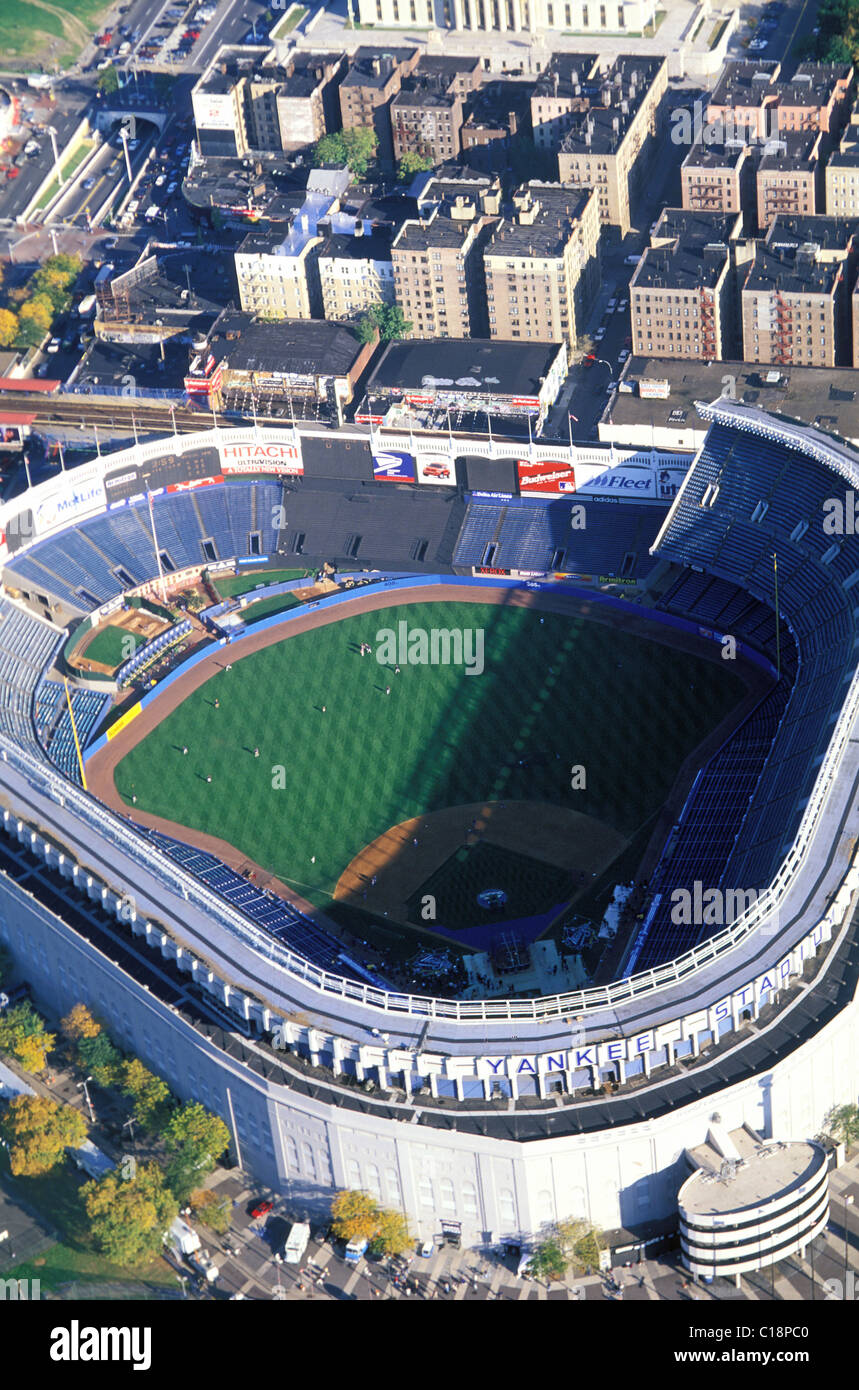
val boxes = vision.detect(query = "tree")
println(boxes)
[369,1207,411,1257]
[61,1003,101,1045]
[0,309,18,348]
[97,63,119,94]
[77,1030,122,1087]
[313,127,377,179]
[356,302,412,344]
[823,1103,859,1148]
[43,253,82,280]
[190,1187,231,1234]
[162,1101,230,1200]
[118,1057,171,1131]
[0,1094,87,1176]
[83,1162,178,1266]
[330,1189,379,1243]
[557,1218,604,1275]
[824,35,854,61]
[528,1239,568,1282]
[397,150,435,181]
[15,298,52,348]
[0,1001,55,1073]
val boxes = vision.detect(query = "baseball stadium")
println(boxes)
[0,399,856,1273]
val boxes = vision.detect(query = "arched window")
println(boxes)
[301,1142,315,1179]
[499,1188,516,1223]
[462,1182,478,1217]
[346,1157,361,1188]
[284,1135,299,1173]
[440,1177,456,1211]
[367,1164,382,1200]
[419,1176,434,1209]
[537,1190,554,1225]
[385,1167,402,1204]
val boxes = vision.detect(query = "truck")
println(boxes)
[283,1221,311,1264]
[344,1237,368,1264]
[76,294,97,318]
[188,1248,220,1283]
[67,1140,116,1181]
[167,1216,201,1259]
[144,204,160,222]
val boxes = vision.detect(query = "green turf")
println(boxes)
[242,593,302,624]
[0,0,112,65]
[84,625,147,669]
[114,600,746,907]
[214,568,309,599]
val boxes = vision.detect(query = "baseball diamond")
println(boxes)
[0,401,857,1267]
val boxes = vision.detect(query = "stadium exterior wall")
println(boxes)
[1,865,857,1245]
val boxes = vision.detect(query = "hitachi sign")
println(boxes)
[223,443,300,461]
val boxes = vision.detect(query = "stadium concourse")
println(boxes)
[0,403,857,1264]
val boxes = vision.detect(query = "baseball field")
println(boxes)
[109,596,748,919]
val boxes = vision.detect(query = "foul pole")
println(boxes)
[63,678,87,791]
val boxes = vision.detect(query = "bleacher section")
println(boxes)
[3,480,285,613]
[144,828,380,986]
[0,599,62,752]
[453,496,664,576]
[44,688,112,783]
[632,419,859,971]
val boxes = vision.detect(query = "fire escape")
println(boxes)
[771,286,793,366]
[699,288,717,363]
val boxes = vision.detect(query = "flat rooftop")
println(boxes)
[207,312,363,378]
[393,212,476,251]
[652,208,741,246]
[340,46,417,88]
[367,338,562,397]
[486,185,593,259]
[744,245,841,295]
[601,356,859,445]
[634,244,729,291]
[682,1134,822,1216]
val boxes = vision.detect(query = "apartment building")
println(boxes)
[317,227,395,321]
[460,78,536,173]
[233,169,353,319]
[391,200,489,339]
[706,59,852,142]
[681,140,752,220]
[630,210,741,362]
[755,130,824,230]
[192,46,346,157]
[390,59,481,165]
[740,228,851,369]
[338,47,419,165]
[354,0,657,38]
[553,55,668,237]
[483,182,600,349]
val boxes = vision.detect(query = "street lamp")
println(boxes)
[47,126,64,190]
[77,1076,95,1123]
[119,125,133,184]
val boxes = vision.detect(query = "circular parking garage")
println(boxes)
[679,1126,830,1283]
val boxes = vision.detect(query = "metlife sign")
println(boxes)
[35,478,106,535]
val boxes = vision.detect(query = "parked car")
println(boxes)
[593,326,606,341]
[250,1199,273,1219]
[46,337,61,353]
[82,176,95,190]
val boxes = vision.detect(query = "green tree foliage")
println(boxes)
[190,1187,232,1234]
[15,298,52,348]
[356,302,412,344]
[162,1101,230,1200]
[0,1001,55,1073]
[117,1057,171,1131]
[824,1102,859,1147]
[528,1239,568,1282]
[369,1207,412,1257]
[0,308,18,348]
[0,1093,87,1176]
[313,127,377,178]
[97,63,120,94]
[556,1218,604,1275]
[83,1162,178,1266]
[397,149,435,181]
[77,1031,122,1088]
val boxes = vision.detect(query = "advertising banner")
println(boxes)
[166,475,224,493]
[35,477,106,535]
[372,449,416,483]
[219,436,304,476]
[517,458,576,495]
[415,451,455,486]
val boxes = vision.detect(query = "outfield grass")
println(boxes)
[214,568,309,600]
[84,624,147,669]
[242,593,302,624]
[114,601,745,907]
